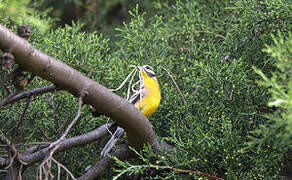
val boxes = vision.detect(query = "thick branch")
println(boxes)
[0,24,159,153]
[78,144,131,180]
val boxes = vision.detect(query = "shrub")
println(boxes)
[0,0,291,179]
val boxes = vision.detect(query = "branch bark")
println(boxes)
[0,24,159,153]
[0,124,113,179]
[5,84,57,105]
[20,123,113,166]
[78,144,131,180]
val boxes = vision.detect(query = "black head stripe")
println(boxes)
[143,65,153,71]
[142,65,156,77]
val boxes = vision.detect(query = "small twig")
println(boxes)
[161,67,187,105]
[46,159,53,179]
[18,164,23,180]
[57,160,61,180]
[12,122,112,179]
[54,95,83,144]
[39,159,54,180]
[12,97,31,141]
[38,164,42,180]
[0,134,17,155]
[229,90,233,101]
[56,116,70,133]
[5,151,17,169]
[48,91,60,128]
[151,165,223,180]
[39,128,51,142]
[51,157,76,180]
[110,67,137,92]
[3,84,57,105]
[22,123,112,162]
[0,89,21,107]
[38,95,84,179]
[0,134,27,170]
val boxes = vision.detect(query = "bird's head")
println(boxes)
[137,65,158,82]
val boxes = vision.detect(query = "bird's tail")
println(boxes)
[100,127,125,157]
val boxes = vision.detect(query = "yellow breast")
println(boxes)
[135,72,161,118]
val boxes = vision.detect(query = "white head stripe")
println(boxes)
[142,65,156,77]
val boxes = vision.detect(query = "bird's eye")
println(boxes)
[144,65,152,70]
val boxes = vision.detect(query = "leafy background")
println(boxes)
[0,0,291,179]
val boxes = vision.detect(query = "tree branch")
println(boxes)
[39,95,84,174]
[0,134,17,155]
[78,144,131,180]
[4,84,57,105]
[162,67,187,105]
[0,89,21,107]
[53,95,83,143]
[21,123,113,166]
[11,97,31,141]
[0,23,159,154]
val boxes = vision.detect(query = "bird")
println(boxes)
[100,65,161,157]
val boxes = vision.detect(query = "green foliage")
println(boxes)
[109,0,291,179]
[0,0,291,179]
[1,19,111,178]
[111,145,155,180]
[0,0,54,33]
[251,32,292,176]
